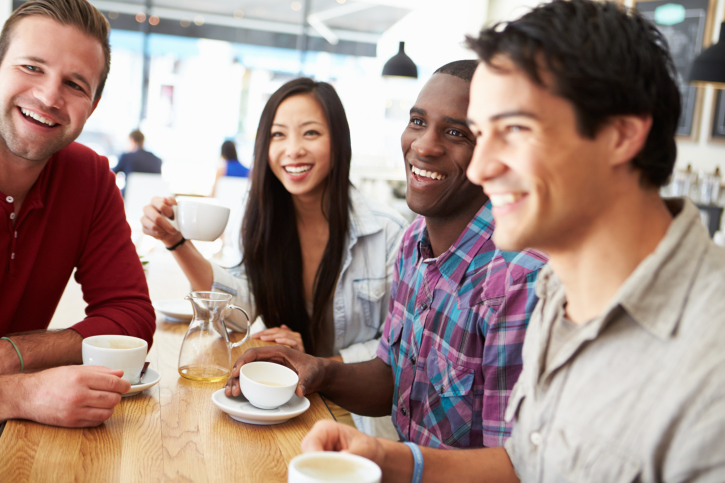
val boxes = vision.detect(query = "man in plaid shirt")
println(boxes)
[228,60,546,450]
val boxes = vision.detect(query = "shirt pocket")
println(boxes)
[422,349,475,447]
[354,278,387,330]
[549,426,642,482]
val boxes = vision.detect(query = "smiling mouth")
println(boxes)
[283,165,312,174]
[410,164,447,180]
[489,193,526,207]
[19,107,58,127]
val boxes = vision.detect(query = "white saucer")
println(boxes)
[211,389,310,425]
[154,299,193,322]
[123,368,161,397]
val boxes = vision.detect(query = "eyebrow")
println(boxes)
[410,107,470,128]
[488,110,540,122]
[271,120,324,128]
[18,56,92,92]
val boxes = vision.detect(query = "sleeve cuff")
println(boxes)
[339,338,381,363]
[210,262,240,296]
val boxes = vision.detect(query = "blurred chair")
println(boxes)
[124,173,172,249]
[214,177,250,266]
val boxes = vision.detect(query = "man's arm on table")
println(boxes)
[226,347,395,417]
[0,329,84,373]
[301,420,519,483]
[0,328,132,427]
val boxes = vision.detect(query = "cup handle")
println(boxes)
[228,304,251,348]
[168,205,179,231]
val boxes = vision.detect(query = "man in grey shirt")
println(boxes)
[296,0,725,481]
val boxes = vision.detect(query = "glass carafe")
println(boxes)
[178,291,250,382]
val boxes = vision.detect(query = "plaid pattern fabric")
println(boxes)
[377,202,547,449]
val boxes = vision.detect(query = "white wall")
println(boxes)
[0,0,11,24]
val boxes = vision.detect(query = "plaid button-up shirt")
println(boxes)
[377,202,547,449]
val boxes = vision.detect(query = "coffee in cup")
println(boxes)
[82,335,148,385]
[239,361,298,410]
[288,452,382,483]
[169,197,230,241]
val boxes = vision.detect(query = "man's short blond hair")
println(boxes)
[0,0,111,101]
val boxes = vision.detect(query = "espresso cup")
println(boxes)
[82,335,148,385]
[169,197,230,241]
[288,452,382,483]
[239,361,298,410]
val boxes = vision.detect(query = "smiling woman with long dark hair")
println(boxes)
[142,77,406,363]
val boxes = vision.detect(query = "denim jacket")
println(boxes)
[211,187,407,363]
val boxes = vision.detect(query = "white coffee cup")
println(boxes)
[239,361,298,410]
[82,335,148,385]
[288,452,382,483]
[169,197,230,241]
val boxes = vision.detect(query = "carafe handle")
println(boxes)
[227,304,251,349]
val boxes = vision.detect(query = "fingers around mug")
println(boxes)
[224,374,240,397]
[142,203,178,234]
[300,420,342,452]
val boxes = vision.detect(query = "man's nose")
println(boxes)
[467,133,506,186]
[411,129,444,159]
[33,78,65,110]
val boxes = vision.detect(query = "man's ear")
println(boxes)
[607,114,652,167]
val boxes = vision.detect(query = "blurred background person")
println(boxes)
[218,140,249,179]
[113,129,162,197]
[213,139,249,198]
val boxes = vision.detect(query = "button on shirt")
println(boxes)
[377,203,547,449]
[505,199,725,482]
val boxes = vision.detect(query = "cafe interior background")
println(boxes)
[2,0,725,242]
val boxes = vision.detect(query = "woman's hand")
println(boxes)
[140,196,182,247]
[252,324,305,352]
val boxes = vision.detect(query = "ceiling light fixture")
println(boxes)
[689,22,725,87]
[382,42,417,78]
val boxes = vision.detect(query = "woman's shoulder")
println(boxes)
[348,187,407,235]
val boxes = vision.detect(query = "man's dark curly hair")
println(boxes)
[467,0,681,188]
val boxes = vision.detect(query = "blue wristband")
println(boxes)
[403,441,423,483]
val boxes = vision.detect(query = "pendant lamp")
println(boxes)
[689,22,725,87]
[382,41,418,78]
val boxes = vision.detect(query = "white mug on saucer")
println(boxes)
[82,335,148,385]
[239,361,298,410]
[288,452,382,483]
[169,197,230,241]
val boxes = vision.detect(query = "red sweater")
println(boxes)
[0,142,155,346]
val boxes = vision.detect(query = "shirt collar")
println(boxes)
[536,198,708,340]
[616,198,708,339]
[416,201,496,287]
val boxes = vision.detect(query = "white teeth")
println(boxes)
[20,108,56,127]
[284,165,312,174]
[489,193,524,207]
[411,164,446,180]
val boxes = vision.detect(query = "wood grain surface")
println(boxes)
[0,248,333,483]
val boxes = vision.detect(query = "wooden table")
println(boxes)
[0,246,334,482]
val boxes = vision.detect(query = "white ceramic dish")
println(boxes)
[123,368,161,397]
[211,388,310,425]
[154,299,193,322]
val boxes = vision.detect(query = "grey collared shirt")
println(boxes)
[505,198,725,482]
